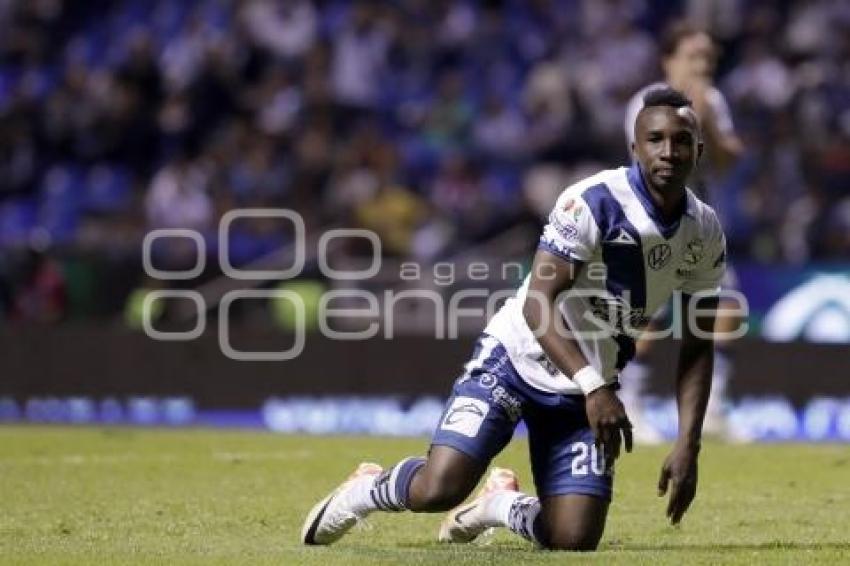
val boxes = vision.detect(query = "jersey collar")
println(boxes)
[626,162,694,239]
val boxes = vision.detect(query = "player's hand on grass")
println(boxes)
[657,443,700,525]
[585,386,633,468]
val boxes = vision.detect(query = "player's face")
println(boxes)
[632,106,702,193]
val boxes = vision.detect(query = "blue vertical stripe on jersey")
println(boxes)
[581,183,647,309]
[582,183,644,371]
[626,163,687,239]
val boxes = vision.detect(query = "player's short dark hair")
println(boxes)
[660,20,710,58]
[642,86,692,110]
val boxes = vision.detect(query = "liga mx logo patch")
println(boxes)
[648,243,672,270]
[441,397,489,438]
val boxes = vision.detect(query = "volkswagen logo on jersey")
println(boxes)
[647,243,672,270]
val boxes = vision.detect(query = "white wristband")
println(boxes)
[572,365,607,395]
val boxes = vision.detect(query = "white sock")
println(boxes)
[347,474,380,517]
[485,491,543,545]
[349,456,426,516]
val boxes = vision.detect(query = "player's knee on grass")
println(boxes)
[538,494,608,551]
[408,447,484,512]
[541,525,602,552]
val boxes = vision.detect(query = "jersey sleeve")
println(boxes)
[679,210,727,295]
[537,190,600,263]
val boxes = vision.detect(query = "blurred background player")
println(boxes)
[622,21,745,444]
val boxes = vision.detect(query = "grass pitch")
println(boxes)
[0,426,848,565]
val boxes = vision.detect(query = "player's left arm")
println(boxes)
[657,291,718,525]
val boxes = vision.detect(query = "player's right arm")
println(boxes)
[522,193,632,465]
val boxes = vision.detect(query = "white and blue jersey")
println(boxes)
[430,164,725,498]
[483,163,727,395]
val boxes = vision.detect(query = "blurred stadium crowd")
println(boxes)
[0,0,848,323]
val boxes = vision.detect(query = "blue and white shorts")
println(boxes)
[431,335,613,500]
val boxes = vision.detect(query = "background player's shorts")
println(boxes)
[431,335,613,500]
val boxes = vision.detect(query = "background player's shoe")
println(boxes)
[438,467,519,543]
[301,462,383,545]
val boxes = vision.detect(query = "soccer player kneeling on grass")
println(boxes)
[302,87,727,551]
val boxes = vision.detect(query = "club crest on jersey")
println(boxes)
[647,243,672,270]
[684,238,704,265]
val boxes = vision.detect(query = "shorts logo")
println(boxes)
[491,385,522,422]
[647,243,672,270]
[441,397,489,438]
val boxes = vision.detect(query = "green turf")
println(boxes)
[0,426,847,565]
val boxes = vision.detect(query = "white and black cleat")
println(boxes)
[301,462,382,545]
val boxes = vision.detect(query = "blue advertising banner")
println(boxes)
[734,263,850,343]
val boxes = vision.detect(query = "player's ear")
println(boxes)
[696,140,704,163]
[630,141,637,159]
